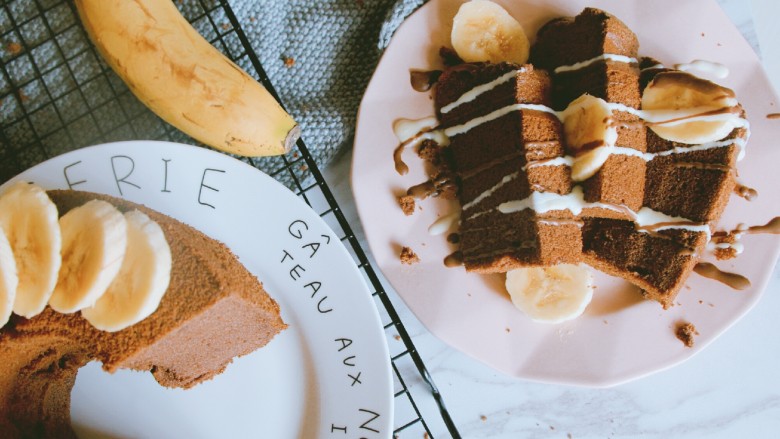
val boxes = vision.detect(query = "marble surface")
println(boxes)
[322,1,780,437]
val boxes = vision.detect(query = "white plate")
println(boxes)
[2,141,393,438]
[352,0,780,387]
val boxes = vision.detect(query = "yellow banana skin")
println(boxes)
[75,0,299,156]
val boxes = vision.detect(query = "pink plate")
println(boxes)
[351,0,780,387]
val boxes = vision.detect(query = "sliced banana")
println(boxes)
[0,181,62,318]
[505,264,594,324]
[560,94,618,182]
[82,210,171,332]
[642,71,741,144]
[451,0,530,64]
[49,200,127,314]
[0,225,19,327]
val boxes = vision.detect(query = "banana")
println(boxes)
[74,0,299,157]
[641,71,741,144]
[451,0,530,64]
[560,94,618,182]
[49,200,127,314]
[0,226,18,327]
[505,264,594,323]
[82,210,171,332]
[0,182,62,318]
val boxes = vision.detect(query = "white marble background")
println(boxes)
[323,0,780,437]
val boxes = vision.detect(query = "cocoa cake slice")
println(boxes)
[0,190,286,438]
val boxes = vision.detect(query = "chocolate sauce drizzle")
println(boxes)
[693,262,751,290]
[767,113,780,120]
[734,182,758,201]
[746,216,780,234]
[444,251,463,267]
[393,142,410,175]
[406,173,457,199]
[410,69,442,92]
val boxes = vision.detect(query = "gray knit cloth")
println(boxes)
[229,0,425,167]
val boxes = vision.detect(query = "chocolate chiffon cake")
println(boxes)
[425,8,747,307]
[0,190,286,438]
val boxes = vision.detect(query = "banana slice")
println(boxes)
[0,226,19,327]
[560,94,618,182]
[49,200,127,314]
[0,181,62,318]
[642,71,741,144]
[505,264,594,323]
[451,0,530,64]
[82,210,171,332]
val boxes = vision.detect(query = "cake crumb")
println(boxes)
[480,415,487,422]
[400,246,420,265]
[710,231,740,260]
[423,433,430,439]
[281,56,295,68]
[6,42,22,55]
[675,322,698,348]
[393,335,401,341]
[398,195,416,216]
[505,327,510,333]
[568,434,573,439]
[550,425,555,430]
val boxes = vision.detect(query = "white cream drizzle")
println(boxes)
[393,116,438,142]
[492,186,711,239]
[522,156,574,171]
[438,100,749,161]
[554,54,638,74]
[462,172,518,211]
[674,59,729,79]
[392,116,450,147]
[443,103,558,138]
[428,211,461,236]
[440,69,525,114]
[538,219,584,228]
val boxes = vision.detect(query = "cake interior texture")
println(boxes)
[0,190,286,438]
[431,8,745,307]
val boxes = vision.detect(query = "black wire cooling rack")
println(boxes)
[0,0,460,437]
